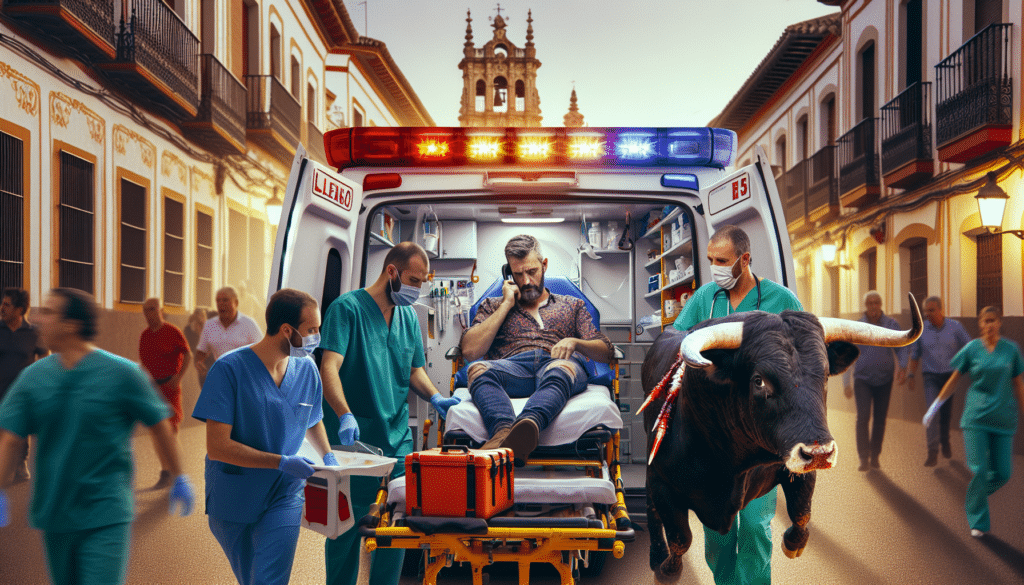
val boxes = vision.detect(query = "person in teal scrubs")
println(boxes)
[0,288,194,585]
[194,288,336,585]
[926,306,1024,538]
[673,225,801,585]
[319,241,460,585]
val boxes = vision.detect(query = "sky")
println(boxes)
[353,0,840,127]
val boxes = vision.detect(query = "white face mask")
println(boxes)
[711,257,741,290]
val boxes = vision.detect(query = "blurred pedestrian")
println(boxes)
[0,288,194,585]
[139,298,192,489]
[903,296,971,466]
[925,306,1024,538]
[843,291,909,470]
[194,286,262,382]
[0,287,48,483]
[185,307,213,387]
[193,288,336,585]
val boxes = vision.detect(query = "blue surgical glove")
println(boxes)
[168,475,195,517]
[922,397,947,427]
[0,489,9,527]
[279,455,316,479]
[430,394,461,420]
[322,452,339,467]
[338,413,359,445]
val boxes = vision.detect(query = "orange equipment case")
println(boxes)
[405,445,513,519]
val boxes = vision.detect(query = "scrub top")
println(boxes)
[0,350,170,532]
[951,337,1024,435]
[673,277,803,332]
[192,347,324,523]
[319,288,424,460]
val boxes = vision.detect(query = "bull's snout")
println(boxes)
[784,440,838,473]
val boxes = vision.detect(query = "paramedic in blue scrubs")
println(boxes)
[673,225,802,585]
[193,288,337,585]
[319,241,459,585]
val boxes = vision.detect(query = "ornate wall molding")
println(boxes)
[113,124,155,169]
[50,92,104,144]
[191,166,215,197]
[161,151,188,184]
[0,60,40,117]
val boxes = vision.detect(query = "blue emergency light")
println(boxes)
[324,127,736,169]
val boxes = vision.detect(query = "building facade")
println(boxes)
[0,0,430,402]
[713,0,1024,437]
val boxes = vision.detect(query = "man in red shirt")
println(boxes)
[139,298,192,489]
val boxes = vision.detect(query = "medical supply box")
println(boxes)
[405,445,514,519]
[298,441,396,539]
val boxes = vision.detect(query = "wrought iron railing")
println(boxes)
[4,0,115,46]
[306,121,329,164]
[806,144,838,213]
[934,23,1012,146]
[116,0,199,107]
[245,74,301,148]
[881,81,932,174]
[198,54,246,149]
[780,159,807,225]
[837,118,879,196]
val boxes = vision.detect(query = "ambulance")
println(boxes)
[272,126,794,584]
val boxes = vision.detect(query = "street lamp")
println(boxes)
[266,188,284,227]
[975,171,1024,239]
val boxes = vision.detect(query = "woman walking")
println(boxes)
[925,306,1024,537]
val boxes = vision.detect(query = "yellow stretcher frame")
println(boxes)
[356,347,634,585]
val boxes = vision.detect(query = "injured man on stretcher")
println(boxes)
[453,234,615,467]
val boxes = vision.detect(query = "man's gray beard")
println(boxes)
[519,286,542,302]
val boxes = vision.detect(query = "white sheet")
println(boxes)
[444,385,623,446]
[388,464,617,507]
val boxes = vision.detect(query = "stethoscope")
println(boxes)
[709,274,761,319]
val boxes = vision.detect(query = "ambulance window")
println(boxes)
[321,248,342,323]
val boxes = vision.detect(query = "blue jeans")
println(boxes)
[468,349,589,435]
[923,372,954,453]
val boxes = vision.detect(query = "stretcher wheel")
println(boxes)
[579,550,607,578]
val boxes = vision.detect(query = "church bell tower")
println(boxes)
[458,8,542,127]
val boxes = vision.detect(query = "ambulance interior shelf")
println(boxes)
[640,206,695,329]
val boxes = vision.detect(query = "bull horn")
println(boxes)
[819,292,923,347]
[679,322,745,368]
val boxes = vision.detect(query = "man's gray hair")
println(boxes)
[710,225,750,257]
[863,290,882,305]
[505,234,543,261]
[923,295,942,309]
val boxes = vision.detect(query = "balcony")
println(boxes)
[837,118,880,208]
[246,75,301,164]
[96,0,199,118]
[780,159,808,233]
[806,145,839,224]
[3,0,116,61]
[935,23,1012,163]
[181,55,246,156]
[306,121,329,166]
[881,82,933,189]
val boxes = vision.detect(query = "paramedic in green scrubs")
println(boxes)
[673,225,802,585]
[0,288,194,585]
[926,306,1024,538]
[319,241,460,585]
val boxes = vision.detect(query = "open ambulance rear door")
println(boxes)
[698,144,795,290]
[268,146,362,307]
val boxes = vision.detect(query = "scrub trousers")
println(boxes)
[703,487,776,585]
[208,497,303,585]
[963,428,1015,532]
[326,475,405,585]
[43,522,131,585]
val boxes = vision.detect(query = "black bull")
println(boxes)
[642,300,922,578]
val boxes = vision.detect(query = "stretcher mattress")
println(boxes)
[444,385,623,446]
[388,463,617,508]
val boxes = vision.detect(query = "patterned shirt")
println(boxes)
[470,292,612,361]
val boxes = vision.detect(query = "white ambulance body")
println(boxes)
[270,126,793,470]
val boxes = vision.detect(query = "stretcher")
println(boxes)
[356,277,635,585]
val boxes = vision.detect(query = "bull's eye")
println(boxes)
[752,375,774,397]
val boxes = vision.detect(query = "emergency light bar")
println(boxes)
[324,127,736,169]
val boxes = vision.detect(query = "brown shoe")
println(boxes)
[501,418,540,467]
[481,426,512,450]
